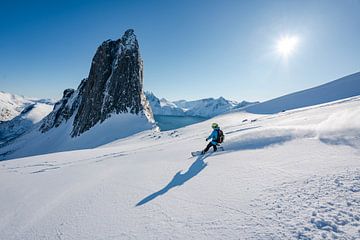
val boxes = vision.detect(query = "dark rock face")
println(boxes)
[40,87,79,133]
[40,29,153,137]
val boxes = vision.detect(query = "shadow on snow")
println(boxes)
[136,135,294,206]
[136,153,211,206]
[136,129,360,206]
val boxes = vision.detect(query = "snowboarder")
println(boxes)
[201,123,224,155]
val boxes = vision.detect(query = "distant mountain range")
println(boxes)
[0,27,359,160]
[145,92,257,118]
[0,92,54,145]
[0,91,53,122]
[0,90,256,146]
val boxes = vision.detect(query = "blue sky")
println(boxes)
[0,0,359,102]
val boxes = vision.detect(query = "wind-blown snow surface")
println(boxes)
[245,71,360,114]
[1,96,360,239]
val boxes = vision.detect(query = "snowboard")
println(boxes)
[191,147,224,157]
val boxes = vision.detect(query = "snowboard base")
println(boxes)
[191,147,224,157]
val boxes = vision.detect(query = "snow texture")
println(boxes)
[249,170,360,239]
[0,95,359,239]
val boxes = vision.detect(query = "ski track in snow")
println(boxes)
[1,151,128,175]
[0,96,360,239]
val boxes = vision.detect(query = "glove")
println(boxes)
[205,138,208,141]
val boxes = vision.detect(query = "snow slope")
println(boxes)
[0,91,52,122]
[245,71,360,114]
[0,91,30,121]
[0,102,53,145]
[0,112,154,160]
[0,96,359,239]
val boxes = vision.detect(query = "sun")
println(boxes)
[276,35,299,58]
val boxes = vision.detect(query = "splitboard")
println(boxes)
[191,147,224,157]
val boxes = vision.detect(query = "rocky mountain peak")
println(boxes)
[40,29,154,137]
[122,29,138,50]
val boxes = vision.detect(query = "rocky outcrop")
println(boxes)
[40,29,154,137]
[39,86,81,133]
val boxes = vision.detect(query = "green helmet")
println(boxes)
[211,123,219,129]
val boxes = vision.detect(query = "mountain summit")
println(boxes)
[41,29,153,137]
[0,29,154,160]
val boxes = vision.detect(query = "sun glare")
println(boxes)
[276,35,299,58]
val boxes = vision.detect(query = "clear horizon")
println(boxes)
[1,0,359,102]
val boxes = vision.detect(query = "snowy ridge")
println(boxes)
[174,97,239,117]
[0,91,52,122]
[145,92,186,116]
[245,71,360,114]
[0,92,54,145]
[145,91,256,118]
[0,102,53,145]
[0,95,359,239]
[0,91,30,121]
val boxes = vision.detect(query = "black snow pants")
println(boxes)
[203,142,217,153]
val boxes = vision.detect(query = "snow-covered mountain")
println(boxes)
[1,94,359,239]
[0,92,54,145]
[0,29,154,160]
[0,91,52,122]
[245,71,360,114]
[0,101,54,145]
[145,91,256,118]
[145,92,186,116]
